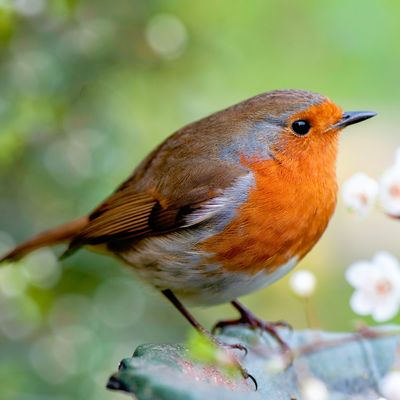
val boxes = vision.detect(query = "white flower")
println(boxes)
[342,172,379,217]
[289,270,316,298]
[380,371,400,400]
[300,377,329,400]
[346,252,400,322]
[380,148,400,217]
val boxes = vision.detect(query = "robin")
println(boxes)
[1,89,375,384]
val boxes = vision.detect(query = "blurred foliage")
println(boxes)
[0,1,400,399]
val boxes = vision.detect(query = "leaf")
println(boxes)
[107,326,400,400]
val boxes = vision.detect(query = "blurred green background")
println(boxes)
[0,0,400,399]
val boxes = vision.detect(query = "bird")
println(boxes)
[0,89,376,383]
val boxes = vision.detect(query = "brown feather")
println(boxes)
[64,160,247,255]
[65,192,157,252]
[0,216,88,263]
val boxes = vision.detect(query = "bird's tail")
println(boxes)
[0,216,88,263]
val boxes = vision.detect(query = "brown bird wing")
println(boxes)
[65,160,248,256]
[65,105,256,256]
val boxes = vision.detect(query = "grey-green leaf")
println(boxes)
[107,326,400,400]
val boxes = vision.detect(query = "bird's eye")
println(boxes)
[291,120,311,136]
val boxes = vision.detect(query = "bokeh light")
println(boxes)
[23,250,61,289]
[145,14,187,59]
[0,294,41,339]
[13,0,46,17]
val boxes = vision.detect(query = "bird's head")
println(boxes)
[225,89,376,170]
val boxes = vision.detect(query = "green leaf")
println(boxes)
[107,326,400,400]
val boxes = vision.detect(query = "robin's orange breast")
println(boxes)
[199,140,338,274]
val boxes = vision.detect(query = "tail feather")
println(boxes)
[0,216,88,263]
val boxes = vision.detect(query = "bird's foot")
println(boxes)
[242,369,258,391]
[212,301,292,361]
[213,316,291,335]
[222,341,248,355]
[161,290,256,389]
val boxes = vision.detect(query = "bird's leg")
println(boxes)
[162,289,247,353]
[161,289,256,389]
[213,299,292,356]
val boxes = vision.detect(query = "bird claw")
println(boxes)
[213,339,255,390]
[272,319,293,333]
[213,311,293,360]
[243,369,258,391]
[214,318,292,334]
[223,342,248,356]
[212,319,237,335]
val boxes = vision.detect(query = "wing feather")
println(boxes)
[66,192,157,251]
[66,121,253,255]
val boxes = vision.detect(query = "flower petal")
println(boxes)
[342,173,378,217]
[380,164,400,217]
[374,252,400,289]
[374,251,400,270]
[350,291,373,315]
[345,261,379,289]
[371,298,400,322]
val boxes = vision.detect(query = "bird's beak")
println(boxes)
[332,111,377,129]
